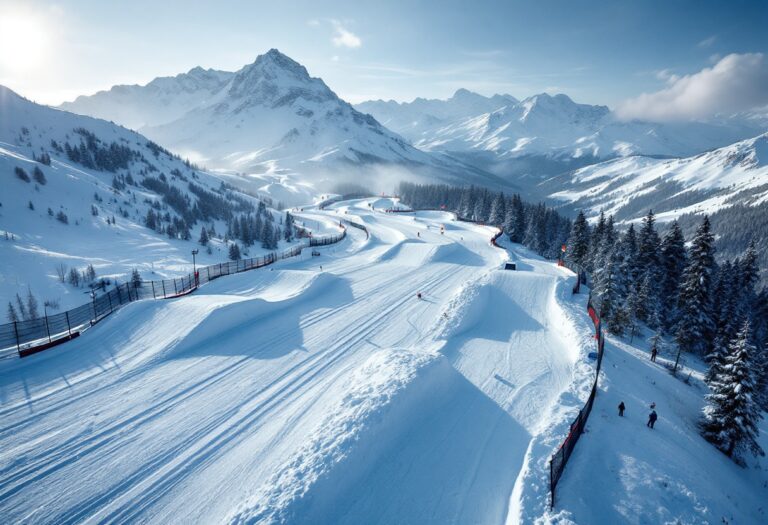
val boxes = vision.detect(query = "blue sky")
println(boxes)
[1,0,766,112]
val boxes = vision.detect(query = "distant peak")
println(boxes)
[452,88,476,98]
[254,48,301,68]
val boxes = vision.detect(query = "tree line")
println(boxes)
[397,182,571,259]
[566,210,767,463]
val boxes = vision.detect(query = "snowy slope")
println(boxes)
[550,325,768,524]
[0,85,296,312]
[0,198,584,524]
[543,132,768,223]
[60,67,234,130]
[0,198,764,523]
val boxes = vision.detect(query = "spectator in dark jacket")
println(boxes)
[618,401,625,417]
[647,410,658,429]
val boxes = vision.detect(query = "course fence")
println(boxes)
[0,226,353,359]
[549,282,605,508]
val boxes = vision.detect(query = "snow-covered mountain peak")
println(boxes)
[717,131,768,169]
[224,48,337,108]
[518,93,609,123]
[59,66,234,130]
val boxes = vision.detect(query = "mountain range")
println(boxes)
[55,49,768,226]
[61,50,504,201]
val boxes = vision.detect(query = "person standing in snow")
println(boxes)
[647,410,658,429]
[618,401,625,417]
[651,346,657,362]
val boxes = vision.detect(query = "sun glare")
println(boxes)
[0,12,49,72]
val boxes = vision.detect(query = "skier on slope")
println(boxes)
[417,292,422,300]
[618,401,625,417]
[647,410,658,429]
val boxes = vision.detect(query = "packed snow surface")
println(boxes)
[0,198,587,524]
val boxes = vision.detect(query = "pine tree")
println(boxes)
[587,211,606,273]
[32,166,47,185]
[503,194,526,243]
[87,264,97,282]
[473,189,490,222]
[68,267,81,287]
[615,224,639,303]
[705,334,730,384]
[261,221,274,249]
[566,211,590,269]
[198,226,209,246]
[228,242,241,261]
[7,302,19,323]
[284,212,295,242]
[636,210,662,324]
[753,342,768,411]
[15,293,27,321]
[26,288,39,320]
[659,221,687,333]
[131,269,143,287]
[457,188,473,219]
[675,216,716,359]
[145,209,157,230]
[702,321,764,461]
[735,241,759,321]
[488,192,506,226]
[594,240,629,335]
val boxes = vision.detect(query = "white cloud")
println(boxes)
[331,20,361,48]
[617,53,768,122]
[698,35,717,48]
[654,69,679,83]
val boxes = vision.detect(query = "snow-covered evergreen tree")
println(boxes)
[284,212,295,242]
[15,293,27,321]
[26,288,39,320]
[702,321,765,461]
[676,216,716,357]
[586,211,606,273]
[636,210,662,326]
[504,194,526,243]
[7,302,19,323]
[131,268,143,287]
[228,242,241,261]
[735,241,759,321]
[488,192,506,226]
[593,240,630,335]
[198,226,209,246]
[659,221,687,333]
[565,211,590,270]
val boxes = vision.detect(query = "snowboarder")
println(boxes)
[647,410,658,429]
[417,232,420,237]
[650,346,657,362]
[618,401,625,417]
[417,292,422,300]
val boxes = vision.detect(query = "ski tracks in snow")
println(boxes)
[0,199,584,524]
